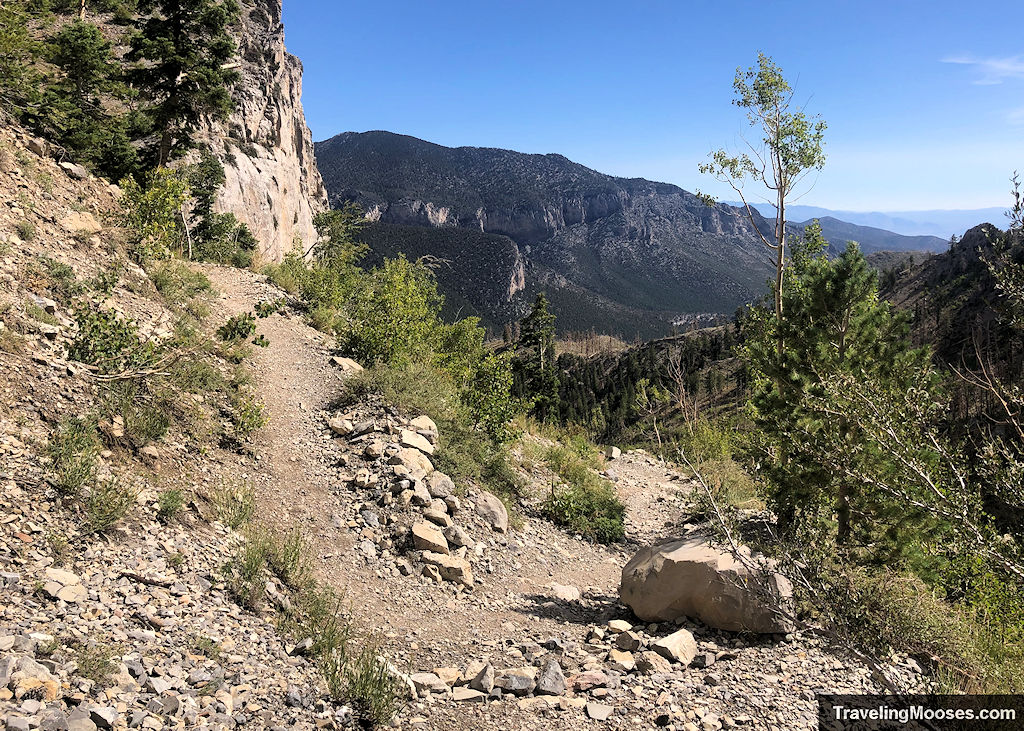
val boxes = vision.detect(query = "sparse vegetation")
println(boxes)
[267,528,312,589]
[83,477,137,533]
[72,640,119,687]
[16,220,35,241]
[47,416,100,496]
[333,642,402,727]
[157,488,186,522]
[540,442,625,543]
[211,478,256,529]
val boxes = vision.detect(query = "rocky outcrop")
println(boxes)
[619,537,793,634]
[199,0,327,262]
[314,131,778,336]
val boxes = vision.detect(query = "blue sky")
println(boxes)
[282,0,1024,212]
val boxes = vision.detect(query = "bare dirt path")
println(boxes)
[198,264,881,731]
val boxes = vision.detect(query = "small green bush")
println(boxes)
[119,168,189,262]
[26,302,59,327]
[193,212,257,268]
[47,416,99,496]
[83,477,137,533]
[99,380,172,447]
[227,390,267,442]
[68,302,156,374]
[337,643,401,727]
[217,312,256,341]
[541,444,625,543]
[73,641,118,687]
[157,488,186,522]
[254,298,284,318]
[16,220,35,241]
[39,256,81,304]
[211,479,256,528]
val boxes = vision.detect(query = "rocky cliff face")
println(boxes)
[200,0,327,262]
[315,131,777,335]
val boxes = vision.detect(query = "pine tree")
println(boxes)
[127,0,240,166]
[747,222,934,547]
[0,2,39,114]
[516,293,559,421]
[35,20,140,180]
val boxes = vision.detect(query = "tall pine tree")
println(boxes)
[127,0,239,166]
[746,222,934,548]
[516,293,560,421]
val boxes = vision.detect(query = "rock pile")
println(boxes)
[324,406,510,591]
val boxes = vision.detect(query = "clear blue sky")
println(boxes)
[282,0,1024,212]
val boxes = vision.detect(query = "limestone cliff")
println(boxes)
[200,0,327,262]
[314,131,777,333]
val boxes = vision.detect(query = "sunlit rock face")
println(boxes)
[198,0,328,262]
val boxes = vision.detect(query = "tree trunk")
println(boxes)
[775,190,786,356]
[78,0,86,20]
[158,129,173,168]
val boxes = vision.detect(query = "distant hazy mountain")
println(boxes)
[730,202,1004,240]
[801,216,947,254]
[314,131,951,338]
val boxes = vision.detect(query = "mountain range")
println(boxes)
[315,131,949,337]
[731,202,1004,240]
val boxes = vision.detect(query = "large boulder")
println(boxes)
[474,491,508,533]
[411,522,449,555]
[619,537,792,634]
[389,448,434,476]
[421,552,474,589]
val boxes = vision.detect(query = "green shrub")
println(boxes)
[337,643,401,727]
[193,212,258,268]
[119,168,189,262]
[687,457,762,512]
[463,352,523,444]
[254,298,284,318]
[37,255,81,301]
[26,302,59,326]
[73,641,118,687]
[16,220,35,241]
[47,416,99,496]
[676,417,740,464]
[211,478,256,528]
[83,477,137,533]
[68,302,156,374]
[170,357,224,393]
[541,444,625,543]
[157,488,186,522]
[227,390,267,442]
[338,255,443,365]
[217,312,256,341]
